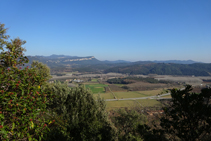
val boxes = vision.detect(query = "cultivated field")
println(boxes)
[136,99,162,107]
[106,84,127,92]
[153,75,208,85]
[106,100,137,109]
[51,73,211,110]
[106,99,162,110]
[91,78,98,82]
[93,89,164,99]
[127,81,170,91]
[85,84,108,94]
[114,91,144,99]
[93,92,114,99]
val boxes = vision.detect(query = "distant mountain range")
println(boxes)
[27,54,201,66]
[26,55,211,76]
[102,60,131,64]
[27,55,100,68]
[151,60,202,64]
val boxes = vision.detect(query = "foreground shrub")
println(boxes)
[110,108,146,141]
[134,85,211,141]
[44,82,117,141]
[159,85,211,140]
[0,23,53,140]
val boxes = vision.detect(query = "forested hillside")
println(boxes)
[104,63,211,76]
[25,55,211,76]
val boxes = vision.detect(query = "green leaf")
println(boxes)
[17,132,21,137]
[22,90,24,96]
[27,133,32,141]
[0,129,8,135]
[0,114,4,119]
[12,122,15,130]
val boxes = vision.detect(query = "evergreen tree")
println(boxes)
[44,82,116,141]
[160,85,211,140]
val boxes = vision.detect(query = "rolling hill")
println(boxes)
[104,63,211,76]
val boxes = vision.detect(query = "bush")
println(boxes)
[44,82,117,141]
[0,23,53,140]
[160,85,211,140]
[111,108,146,141]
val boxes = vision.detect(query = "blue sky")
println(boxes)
[1,0,211,63]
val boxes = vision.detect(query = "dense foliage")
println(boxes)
[44,82,116,141]
[159,85,211,140]
[0,23,53,140]
[111,108,146,141]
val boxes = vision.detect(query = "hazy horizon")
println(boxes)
[1,0,211,63]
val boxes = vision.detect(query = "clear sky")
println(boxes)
[1,0,211,63]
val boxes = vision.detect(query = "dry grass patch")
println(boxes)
[106,100,136,108]
[114,91,144,99]
[162,95,172,98]
[100,93,114,99]
[114,89,163,99]
[137,89,162,96]
[108,84,126,92]
[127,81,167,91]
[136,99,162,107]
[93,92,114,99]
[106,99,162,110]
